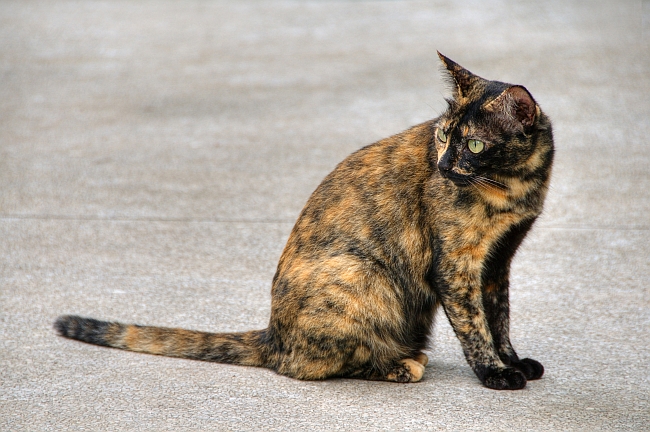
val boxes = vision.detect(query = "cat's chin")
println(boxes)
[441,172,473,187]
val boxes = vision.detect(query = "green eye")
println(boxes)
[437,128,447,143]
[468,139,484,153]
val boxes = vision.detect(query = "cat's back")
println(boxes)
[331,120,436,186]
[271,119,438,301]
[291,119,437,242]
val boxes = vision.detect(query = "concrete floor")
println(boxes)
[1,0,649,430]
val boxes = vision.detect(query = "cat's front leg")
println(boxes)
[482,279,544,380]
[438,279,527,390]
[481,218,544,380]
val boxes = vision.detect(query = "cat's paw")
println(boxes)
[511,358,544,380]
[482,367,527,390]
[386,358,425,383]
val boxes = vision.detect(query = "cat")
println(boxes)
[55,52,554,390]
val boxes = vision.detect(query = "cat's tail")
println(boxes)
[54,315,272,367]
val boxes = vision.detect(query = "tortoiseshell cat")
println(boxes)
[55,53,553,390]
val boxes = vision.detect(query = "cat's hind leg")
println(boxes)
[345,357,426,383]
[275,340,426,383]
[387,358,426,383]
[281,337,428,383]
[413,351,429,367]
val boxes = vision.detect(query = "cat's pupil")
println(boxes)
[468,139,484,154]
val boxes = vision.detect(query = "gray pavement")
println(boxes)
[1,1,649,430]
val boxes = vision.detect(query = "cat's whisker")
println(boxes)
[467,177,488,192]
[473,176,508,191]
[468,177,491,191]
[476,179,495,190]
[479,177,508,189]
[467,179,484,194]
[468,178,497,196]
[471,178,509,200]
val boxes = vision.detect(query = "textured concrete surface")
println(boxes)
[1,1,649,430]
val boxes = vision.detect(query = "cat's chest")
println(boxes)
[437,209,523,273]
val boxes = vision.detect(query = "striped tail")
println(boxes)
[54,315,270,367]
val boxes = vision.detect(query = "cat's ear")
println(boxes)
[484,85,538,129]
[437,52,484,99]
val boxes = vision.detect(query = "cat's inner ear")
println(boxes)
[437,51,483,99]
[485,85,537,129]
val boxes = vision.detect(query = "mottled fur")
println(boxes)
[55,53,553,390]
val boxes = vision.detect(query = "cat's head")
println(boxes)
[434,52,553,195]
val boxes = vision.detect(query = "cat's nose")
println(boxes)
[437,151,454,173]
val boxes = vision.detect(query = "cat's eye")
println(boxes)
[437,128,447,143]
[468,139,484,154]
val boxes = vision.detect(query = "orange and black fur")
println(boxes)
[55,53,553,390]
